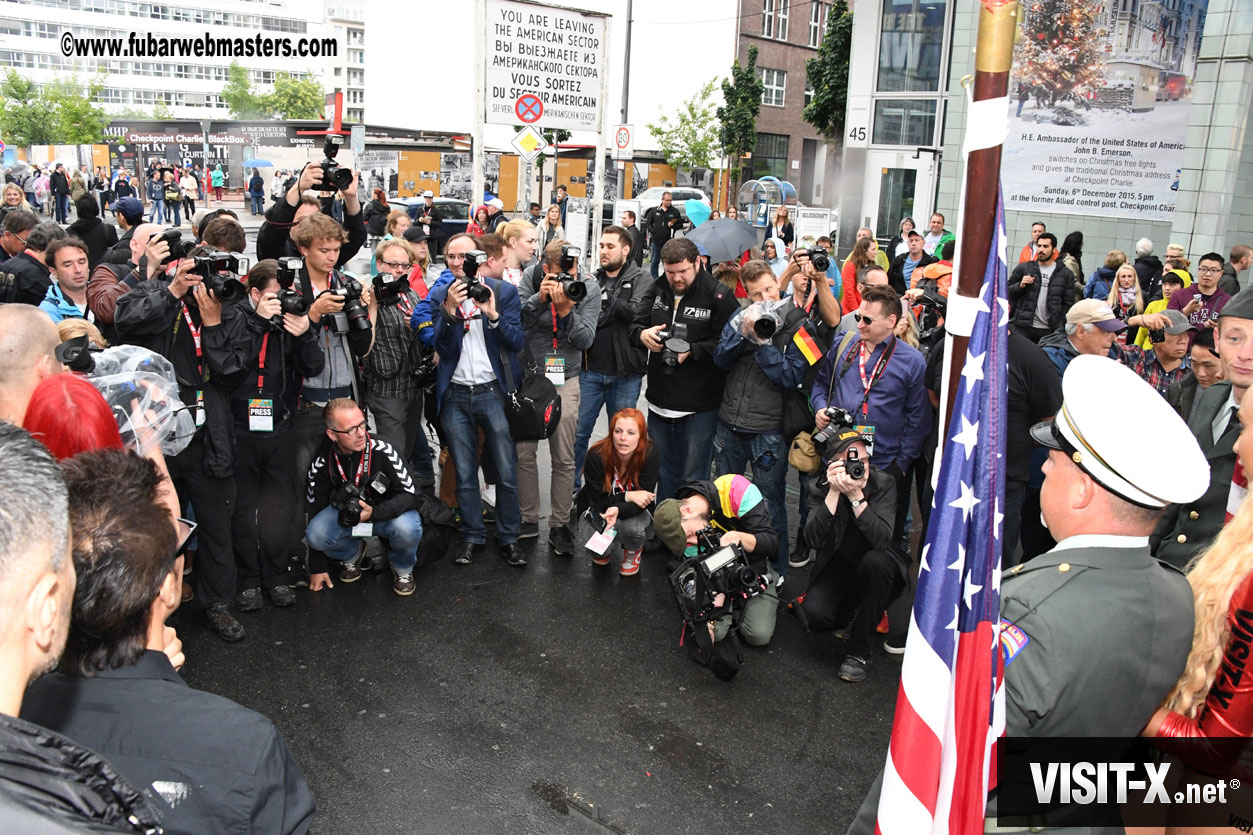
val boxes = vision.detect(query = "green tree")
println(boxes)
[264,73,325,120]
[803,0,854,143]
[646,78,721,177]
[221,61,266,119]
[0,69,58,145]
[717,45,765,199]
[46,71,109,143]
[1013,0,1105,105]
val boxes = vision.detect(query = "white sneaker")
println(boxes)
[481,483,497,508]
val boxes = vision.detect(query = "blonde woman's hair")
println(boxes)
[500,218,533,247]
[1106,263,1144,315]
[1104,249,1128,271]
[385,209,409,236]
[545,203,563,228]
[2,183,31,211]
[895,305,921,350]
[56,318,108,348]
[1164,489,1253,717]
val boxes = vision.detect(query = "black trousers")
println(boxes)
[167,434,237,608]
[233,428,297,590]
[799,548,902,659]
[290,405,328,550]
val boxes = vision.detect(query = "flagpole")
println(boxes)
[941,0,1019,428]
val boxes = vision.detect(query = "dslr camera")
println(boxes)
[325,276,371,334]
[461,250,492,303]
[317,135,355,194]
[271,256,309,328]
[811,405,856,446]
[657,322,690,374]
[744,299,790,344]
[191,248,248,303]
[157,228,196,265]
[802,246,831,272]
[331,471,391,529]
[372,270,411,308]
[555,244,587,302]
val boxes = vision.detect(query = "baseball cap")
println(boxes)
[1030,355,1207,508]
[114,197,143,218]
[422,190,434,198]
[825,428,867,456]
[1066,299,1124,331]
[1219,289,1253,321]
[652,499,687,557]
[401,226,429,245]
[906,229,923,239]
[1158,308,1191,335]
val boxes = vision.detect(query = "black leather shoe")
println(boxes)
[500,543,527,568]
[235,587,262,613]
[454,542,481,565]
[265,584,296,608]
[206,604,245,643]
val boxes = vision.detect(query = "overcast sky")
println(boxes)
[364,0,739,153]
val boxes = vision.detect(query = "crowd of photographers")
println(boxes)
[3,154,1253,830]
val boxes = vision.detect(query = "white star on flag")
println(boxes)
[951,416,980,460]
[963,572,983,609]
[920,543,931,573]
[961,349,985,393]
[948,543,966,575]
[998,297,1010,327]
[945,604,960,631]
[997,226,1009,266]
[949,481,980,522]
[994,498,1004,541]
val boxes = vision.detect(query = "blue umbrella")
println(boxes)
[242,159,273,168]
[684,199,711,228]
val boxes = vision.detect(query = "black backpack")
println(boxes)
[496,344,561,441]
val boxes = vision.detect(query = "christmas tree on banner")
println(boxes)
[1013,0,1107,107]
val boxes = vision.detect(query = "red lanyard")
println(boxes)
[256,332,269,391]
[612,472,633,494]
[852,337,895,416]
[180,302,204,379]
[458,299,481,333]
[333,439,371,488]
[551,303,559,352]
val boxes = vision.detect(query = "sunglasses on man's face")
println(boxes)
[854,313,882,325]
[175,517,197,559]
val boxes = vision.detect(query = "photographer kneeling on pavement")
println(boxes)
[305,398,423,596]
[654,475,781,676]
[795,428,901,683]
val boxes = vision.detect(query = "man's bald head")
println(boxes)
[129,223,162,264]
[0,305,62,426]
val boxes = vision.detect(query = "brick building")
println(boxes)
[736,0,840,208]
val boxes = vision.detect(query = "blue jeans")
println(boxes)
[251,195,264,214]
[167,200,180,226]
[647,409,719,502]
[306,505,423,572]
[574,371,643,488]
[55,193,69,223]
[650,242,664,278]
[148,198,164,223]
[712,423,789,574]
[439,382,521,545]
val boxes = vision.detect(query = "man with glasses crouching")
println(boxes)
[305,398,423,596]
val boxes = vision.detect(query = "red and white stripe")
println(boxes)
[1227,460,1248,523]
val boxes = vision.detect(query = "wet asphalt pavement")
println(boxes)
[168,212,913,835]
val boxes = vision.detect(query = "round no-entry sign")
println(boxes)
[515,94,544,124]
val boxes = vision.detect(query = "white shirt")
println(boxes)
[646,293,694,419]
[1032,261,1057,329]
[923,231,942,254]
[1210,388,1240,447]
[450,299,498,386]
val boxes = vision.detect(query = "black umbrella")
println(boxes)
[685,218,759,264]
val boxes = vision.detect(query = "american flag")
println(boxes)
[875,191,1009,835]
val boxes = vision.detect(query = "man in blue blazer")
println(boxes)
[427,233,527,567]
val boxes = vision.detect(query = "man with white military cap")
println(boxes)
[845,355,1206,834]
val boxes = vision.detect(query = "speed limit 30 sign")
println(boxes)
[612,124,633,161]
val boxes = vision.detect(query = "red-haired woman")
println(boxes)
[575,408,659,575]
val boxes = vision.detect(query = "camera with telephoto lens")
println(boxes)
[746,299,790,344]
[811,405,856,446]
[658,322,690,374]
[317,135,354,193]
[555,244,587,301]
[158,228,196,265]
[460,250,492,303]
[190,249,248,303]
[332,471,391,529]
[372,270,411,308]
[325,276,370,334]
[803,246,831,272]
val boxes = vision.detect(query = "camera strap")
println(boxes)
[855,336,896,416]
[178,302,204,380]
[256,332,270,391]
[333,439,371,488]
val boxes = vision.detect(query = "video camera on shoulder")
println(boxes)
[657,322,689,374]
[317,135,354,194]
[461,250,492,303]
[190,247,248,303]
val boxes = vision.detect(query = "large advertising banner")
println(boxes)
[1002,0,1206,222]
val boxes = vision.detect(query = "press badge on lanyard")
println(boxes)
[182,303,208,427]
[248,399,274,432]
[545,304,565,385]
[195,391,206,426]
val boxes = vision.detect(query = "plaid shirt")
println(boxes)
[364,288,421,399]
[1112,343,1191,397]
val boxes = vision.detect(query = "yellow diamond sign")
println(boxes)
[511,125,549,163]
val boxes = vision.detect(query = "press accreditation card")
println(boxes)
[854,424,875,456]
[545,356,566,386]
[585,527,617,555]
[248,399,274,433]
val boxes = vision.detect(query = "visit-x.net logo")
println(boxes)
[1031,761,1235,805]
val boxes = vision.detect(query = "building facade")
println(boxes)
[838,0,1250,267]
[324,0,364,123]
[0,0,344,121]
[736,0,839,208]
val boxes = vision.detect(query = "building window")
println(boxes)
[808,2,828,48]
[877,0,947,92]
[760,68,786,107]
[763,0,788,40]
[748,132,790,181]
[804,82,814,108]
[872,99,938,146]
